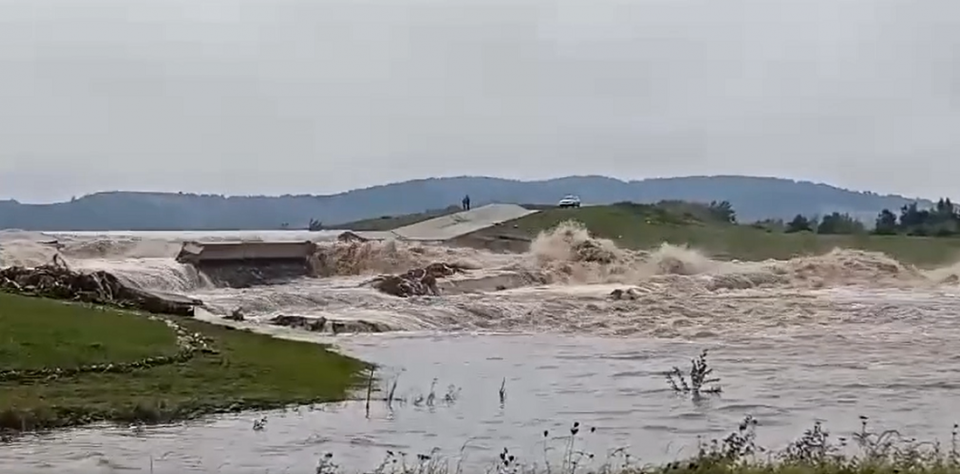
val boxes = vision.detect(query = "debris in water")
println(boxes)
[499,377,506,406]
[609,288,642,300]
[267,314,389,334]
[0,263,202,316]
[252,416,267,431]
[366,262,467,298]
[225,307,245,321]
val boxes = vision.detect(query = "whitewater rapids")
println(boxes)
[7,223,960,474]
[2,222,959,338]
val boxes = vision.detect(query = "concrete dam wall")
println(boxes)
[176,241,319,288]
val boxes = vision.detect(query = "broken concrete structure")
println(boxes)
[175,240,319,288]
[175,204,541,288]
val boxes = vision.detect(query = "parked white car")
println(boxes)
[557,194,581,208]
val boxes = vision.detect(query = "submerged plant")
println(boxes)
[386,376,399,409]
[665,349,722,398]
[499,377,506,407]
[252,416,267,431]
[316,452,337,474]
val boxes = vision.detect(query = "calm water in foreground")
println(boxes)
[4,315,960,473]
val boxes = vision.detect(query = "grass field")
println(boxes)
[0,292,368,432]
[340,202,960,267]
[511,205,960,266]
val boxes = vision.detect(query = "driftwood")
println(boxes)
[572,240,617,264]
[267,315,389,334]
[609,287,643,300]
[366,262,467,298]
[0,262,202,316]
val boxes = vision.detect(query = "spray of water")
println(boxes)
[2,222,957,336]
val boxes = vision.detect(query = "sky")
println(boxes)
[1,0,958,203]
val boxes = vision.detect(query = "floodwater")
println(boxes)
[2,226,960,473]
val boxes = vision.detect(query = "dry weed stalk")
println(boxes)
[665,349,722,398]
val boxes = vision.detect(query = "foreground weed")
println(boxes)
[299,416,960,474]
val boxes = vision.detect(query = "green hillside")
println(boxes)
[1,175,933,230]
[507,204,960,266]
[353,202,960,267]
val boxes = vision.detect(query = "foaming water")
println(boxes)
[2,223,958,333]
[527,222,932,288]
[0,230,344,291]
[3,224,960,472]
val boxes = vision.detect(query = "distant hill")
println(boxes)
[0,176,934,231]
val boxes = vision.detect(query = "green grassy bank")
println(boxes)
[339,203,960,267]
[512,205,960,266]
[0,292,368,432]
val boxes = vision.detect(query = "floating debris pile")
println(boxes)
[267,315,390,334]
[0,263,202,316]
[572,240,618,264]
[366,262,468,298]
[608,287,643,300]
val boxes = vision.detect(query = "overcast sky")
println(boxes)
[1,0,957,203]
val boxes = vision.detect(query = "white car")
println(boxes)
[557,195,581,208]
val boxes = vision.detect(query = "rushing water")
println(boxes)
[2,227,960,473]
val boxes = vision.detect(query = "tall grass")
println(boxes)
[299,416,960,474]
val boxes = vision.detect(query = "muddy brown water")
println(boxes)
[2,228,960,473]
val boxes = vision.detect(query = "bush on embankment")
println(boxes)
[0,292,369,432]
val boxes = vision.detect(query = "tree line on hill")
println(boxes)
[872,198,960,236]
[748,198,960,237]
[0,176,932,231]
[289,197,958,238]
[330,198,959,239]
